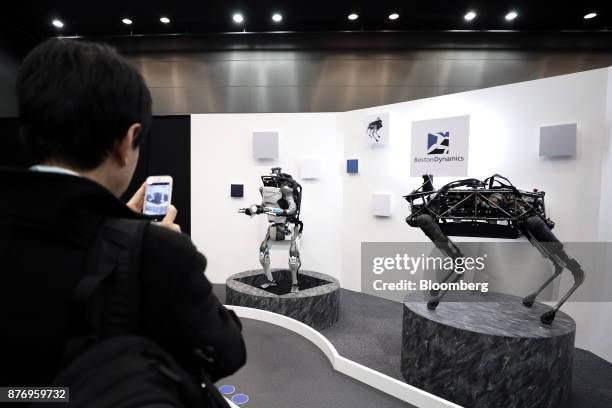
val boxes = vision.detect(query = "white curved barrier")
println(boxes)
[225,305,463,408]
[225,398,240,408]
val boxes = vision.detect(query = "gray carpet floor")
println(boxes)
[221,318,414,408]
[213,284,612,407]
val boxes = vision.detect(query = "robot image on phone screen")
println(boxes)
[144,183,171,216]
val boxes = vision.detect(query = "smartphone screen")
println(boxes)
[144,182,171,216]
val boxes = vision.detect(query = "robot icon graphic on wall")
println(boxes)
[367,117,383,142]
[364,112,390,144]
[427,131,450,154]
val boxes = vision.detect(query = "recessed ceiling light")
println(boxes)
[272,13,282,23]
[505,11,518,21]
[388,13,399,20]
[348,13,359,21]
[52,19,64,29]
[233,13,244,24]
[122,18,133,25]
[160,16,170,24]
[464,11,477,21]
[584,12,597,20]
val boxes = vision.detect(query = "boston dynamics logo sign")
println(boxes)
[411,115,469,177]
[427,131,450,155]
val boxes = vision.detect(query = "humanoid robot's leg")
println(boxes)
[259,226,276,288]
[522,216,586,324]
[415,214,465,310]
[288,223,301,293]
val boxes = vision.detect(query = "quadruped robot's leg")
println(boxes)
[288,223,302,293]
[259,225,276,288]
[415,214,466,310]
[522,216,585,324]
[522,264,563,308]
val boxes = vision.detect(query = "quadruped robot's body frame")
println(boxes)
[404,174,585,324]
[239,167,304,293]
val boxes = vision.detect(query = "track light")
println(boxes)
[160,16,170,24]
[233,13,244,24]
[388,13,399,21]
[272,13,282,23]
[122,18,133,25]
[584,12,597,20]
[52,19,64,28]
[464,11,477,21]
[505,11,518,21]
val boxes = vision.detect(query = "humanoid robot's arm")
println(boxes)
[238,204,264,216]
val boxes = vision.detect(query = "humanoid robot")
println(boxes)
[239,167,303,293]
[405,174,585,324]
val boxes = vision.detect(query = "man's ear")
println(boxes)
[114,123,142,167]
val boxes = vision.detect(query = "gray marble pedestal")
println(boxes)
[226,269,340,330]
[401,291,575,408]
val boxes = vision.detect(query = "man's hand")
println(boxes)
[158,205,181,233]
[126,182,146,213]
[127,182,181,233]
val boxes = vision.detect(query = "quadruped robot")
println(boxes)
[239,167,304,293]
[404,174,585,324]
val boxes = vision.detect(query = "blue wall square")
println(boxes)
[230,184,244,198]
[347,159,359,174]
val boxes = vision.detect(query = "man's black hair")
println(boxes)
[16,38,152,170]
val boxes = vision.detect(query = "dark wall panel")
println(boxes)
[0,117,27,167]
[0,46,20,118]
[0,115,191,235]
[122,115,191,235]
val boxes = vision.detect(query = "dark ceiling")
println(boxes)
[1,0,611,42]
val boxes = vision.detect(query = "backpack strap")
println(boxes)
[63,218,147,363]
[79,217,147,336]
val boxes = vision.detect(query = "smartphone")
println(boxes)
[143,175,173,219]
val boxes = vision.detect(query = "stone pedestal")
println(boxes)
[401,291,575,408]
[226,269,340,330]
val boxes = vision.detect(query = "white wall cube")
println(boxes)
[253,131,279,159]
[539,123,577,157]
[299,157,322,179]
[371,193,392,217]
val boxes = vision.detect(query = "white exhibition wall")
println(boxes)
[191,67,612,362]
[191,113,343,283]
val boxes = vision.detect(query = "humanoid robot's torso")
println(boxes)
[261,186,287,223]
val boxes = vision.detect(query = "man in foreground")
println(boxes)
[0,39,246,397]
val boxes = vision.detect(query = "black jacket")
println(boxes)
[0,168,246,386]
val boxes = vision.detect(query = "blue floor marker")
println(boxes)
[231,394,250,405]
[219,385,236,395]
